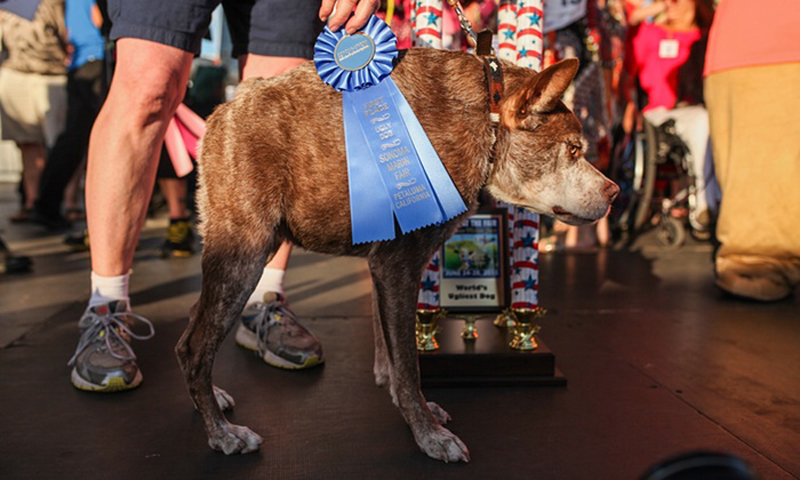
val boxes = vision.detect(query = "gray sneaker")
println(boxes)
[236,293,324,369]
[68,300,155,392]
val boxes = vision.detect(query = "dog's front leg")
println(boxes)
[369,249,471,463]
[176,246,270,455]
[370,283,392,392]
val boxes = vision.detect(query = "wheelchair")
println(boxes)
[609,116,710,249]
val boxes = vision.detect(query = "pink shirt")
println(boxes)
[704,0,800,76]
[631,23,702,111]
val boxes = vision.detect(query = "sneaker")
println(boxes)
[161,220,194,258]
[236,292,324,369]
[68,300,155,392]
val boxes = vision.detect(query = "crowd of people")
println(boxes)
[0,0,797,395]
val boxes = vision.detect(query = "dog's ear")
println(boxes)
[504,58,579,127]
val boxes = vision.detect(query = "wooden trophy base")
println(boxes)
[418,317,566,387]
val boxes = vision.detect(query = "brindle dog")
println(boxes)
[176,48,619,463]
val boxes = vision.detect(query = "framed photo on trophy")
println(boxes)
[439,209,510,313]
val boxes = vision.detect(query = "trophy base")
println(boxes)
[419,317,567,387]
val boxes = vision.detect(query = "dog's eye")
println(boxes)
[568,144,581,158]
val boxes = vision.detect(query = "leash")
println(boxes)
[446,0,503,164]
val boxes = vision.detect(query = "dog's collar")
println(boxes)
[482,56,503,166]
[482,56,503,126]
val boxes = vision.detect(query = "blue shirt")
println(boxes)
[66,0,104,71]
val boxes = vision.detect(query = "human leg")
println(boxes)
[86,39,194,277]
[34,62,103,225]
[70,39,194,391]
[16,143,46,215]
[227,0,325,368]
[159,177,195,257]
[706,63,800,301]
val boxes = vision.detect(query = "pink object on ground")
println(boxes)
[704,0,800,76]
[630,23,701,111]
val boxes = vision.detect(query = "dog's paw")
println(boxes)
[416,426,470,463]
[208,423,263,455]
[213,385,235,411]
[427,402,452,425]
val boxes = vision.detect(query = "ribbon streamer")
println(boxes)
[315,15,467,244]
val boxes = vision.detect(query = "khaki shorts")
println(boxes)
[0,67,67,147]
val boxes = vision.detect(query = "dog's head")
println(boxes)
[486,58,619,225]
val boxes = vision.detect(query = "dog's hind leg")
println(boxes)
[369,242,470,463]
[176,233,275,455]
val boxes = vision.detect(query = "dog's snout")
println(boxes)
[604,182,620,202]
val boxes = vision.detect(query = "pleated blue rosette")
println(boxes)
[314,15,467,245]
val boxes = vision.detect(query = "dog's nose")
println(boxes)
[604,182,620,202]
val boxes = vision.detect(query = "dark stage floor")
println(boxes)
[1,194,798,478]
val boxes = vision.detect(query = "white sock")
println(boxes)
[248,267,285,304]
[89,272,130,308]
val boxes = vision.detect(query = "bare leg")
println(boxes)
[86,39,193,276]
[18,143,46,211]
[63,161,84,217]
[159,178,189,220]
[596,213,610,248]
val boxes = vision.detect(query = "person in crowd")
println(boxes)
[625,0,717,233]
[156,146,196,258]
[0,0,68,223]
[28,0,106,230]
[68,0,380,393]
[704,0,800,301]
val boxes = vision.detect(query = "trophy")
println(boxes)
[416,309,443,351]
[460,314,479,341]
[509,307,545,351]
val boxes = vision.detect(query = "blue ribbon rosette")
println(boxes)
[314,15,467,244]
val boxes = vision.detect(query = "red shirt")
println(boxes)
[704,0,800,76]
[630,23,702,111]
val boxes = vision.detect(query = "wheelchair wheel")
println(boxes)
[632,120,659,232]
[657,216,686,249]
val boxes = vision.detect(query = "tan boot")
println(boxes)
[716,254,800,301]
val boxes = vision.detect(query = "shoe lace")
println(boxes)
[250,300,296,356]
[166,222,190,244]
[68,311,155,366]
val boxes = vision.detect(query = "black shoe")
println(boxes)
[0,252,32,274]
[161,220,194,258]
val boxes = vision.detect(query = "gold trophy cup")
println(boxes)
[460,314,479,341]
[416,309,442,351]
[509,307,545,351]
